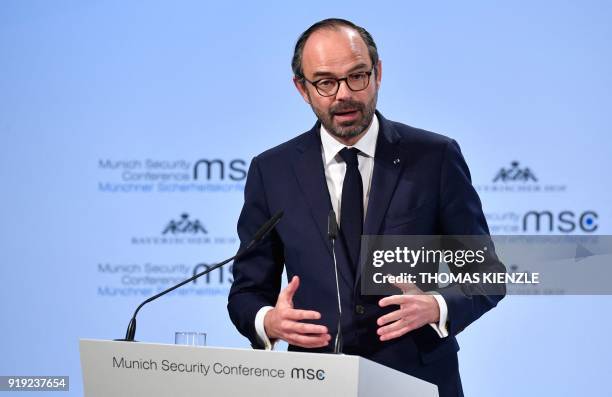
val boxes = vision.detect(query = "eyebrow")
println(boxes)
[310,63,371,79]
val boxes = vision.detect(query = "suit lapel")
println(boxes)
[357,113,405,290]
[292,124,333,254]
[363,113,405,235]
[292,123,355,287]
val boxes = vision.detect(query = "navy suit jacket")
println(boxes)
[228,112,504,397]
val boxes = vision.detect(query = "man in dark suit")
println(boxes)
[228,18,504,397]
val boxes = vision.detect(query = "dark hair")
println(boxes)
[291,18,379,80]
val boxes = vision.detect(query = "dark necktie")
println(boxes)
[338,147,364,273]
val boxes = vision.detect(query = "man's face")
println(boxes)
[294,27,382,140]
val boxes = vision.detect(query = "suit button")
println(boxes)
[355,305,365,315]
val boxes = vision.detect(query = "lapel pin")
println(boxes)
[393,158,401,165]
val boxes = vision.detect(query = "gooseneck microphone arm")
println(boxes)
[328,209,343,354]
[118,210,284,342]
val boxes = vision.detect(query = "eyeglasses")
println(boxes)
[303,67,375,97]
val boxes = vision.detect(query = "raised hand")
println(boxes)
[264,276,331,348]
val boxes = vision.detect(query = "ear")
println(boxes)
[374,59,382,88]
[293,76,311,104]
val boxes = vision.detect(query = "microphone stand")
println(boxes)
[328,210,343,354]
[117,210,284,342]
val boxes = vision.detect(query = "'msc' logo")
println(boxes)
[290,367,326,381]
[193,159,247,181]
[522,210,598,233]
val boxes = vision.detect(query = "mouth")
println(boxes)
[333,109,360,122]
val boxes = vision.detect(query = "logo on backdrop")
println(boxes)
[476,160,566,193]
[96,261,233,297]
[163,213,207,235]
[477,159,598,234]
[485,210,599,234]
[492,161,537,182]
[131,213,237,245]
[97,158,248,193]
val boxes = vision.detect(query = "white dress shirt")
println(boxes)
[254,115,448,349]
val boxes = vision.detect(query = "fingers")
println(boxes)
[278,311,328,335]
[277,313,330,348]
[378,317,411,337]
[265,304,329,346]
[269,276,332,348]
[292,322,329,335]
[286,333,331,348]
[285,309,321,321]
[378,294,410,307]
[379,325,412,341]
[377,294,438,341]
[377,308,408,326]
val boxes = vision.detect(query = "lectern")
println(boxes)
[80,339,438,396]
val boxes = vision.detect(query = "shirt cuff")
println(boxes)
[426,291,449,338]
[254,306,276,350]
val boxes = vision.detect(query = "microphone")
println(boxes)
[327,209,343,354]
[118,210,284,342]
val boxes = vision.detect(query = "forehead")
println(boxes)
[301,26,370,77]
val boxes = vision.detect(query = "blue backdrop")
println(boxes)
[1,1,611,395]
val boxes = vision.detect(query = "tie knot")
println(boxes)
[339,147,360,167]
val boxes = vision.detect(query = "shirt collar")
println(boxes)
[320,114,379,165]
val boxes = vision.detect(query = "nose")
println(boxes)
[335,79,353,101]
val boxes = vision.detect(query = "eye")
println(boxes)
[348,72,367,82]
[316,79,336,88]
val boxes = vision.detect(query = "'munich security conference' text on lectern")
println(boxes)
[80,339,438,397]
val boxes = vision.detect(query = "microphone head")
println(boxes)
[328,210,338,240]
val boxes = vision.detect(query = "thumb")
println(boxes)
[278,275,300,306]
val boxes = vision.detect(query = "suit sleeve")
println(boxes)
[436,139,506,336]
[227,156,284,348]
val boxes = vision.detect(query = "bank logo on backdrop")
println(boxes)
[163,213,208,235]
[476,160,566,193]
[493,161,538,182]
[97,158,248,193]
[131,213,237,245]
[101,210,237,298]
[478,160,601,234]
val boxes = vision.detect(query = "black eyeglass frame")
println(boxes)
[301,67,375,97]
